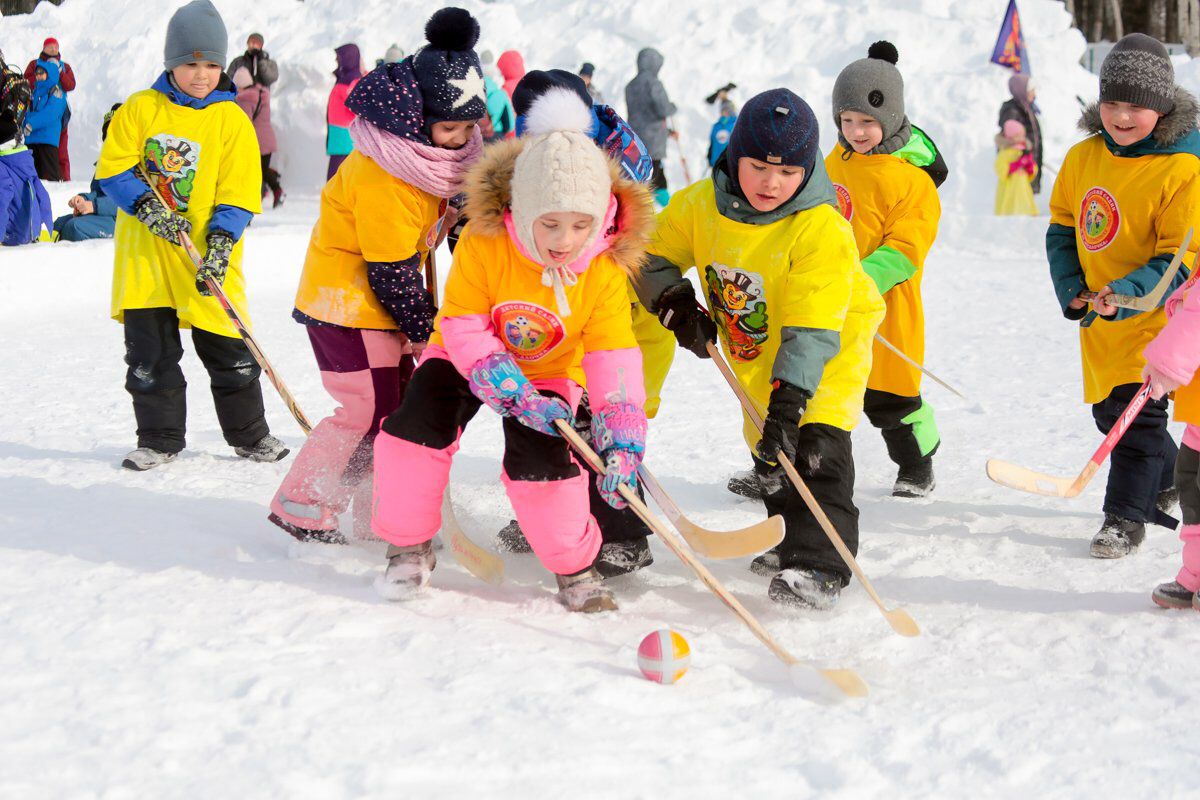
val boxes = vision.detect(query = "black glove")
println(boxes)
[133,191,191,244]
[196,231,234,296]
[754,381,810,495]
[656,283,717,359]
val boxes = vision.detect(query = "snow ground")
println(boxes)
[2,180,1198,799]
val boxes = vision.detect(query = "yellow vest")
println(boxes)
[649,180,885,446]
[294,152,444,329]
[1050,135,1200,404]
[97,88,262,337]
[826,144,941,397]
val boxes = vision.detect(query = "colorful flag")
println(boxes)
[991,0,1030,74]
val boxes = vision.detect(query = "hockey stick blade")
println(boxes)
[1081,227,1192,311]
[555,420,867,698]
[441,490,504,585]
[638,466,784,559]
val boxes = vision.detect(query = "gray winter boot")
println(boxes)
[122,447,178,471]
[1090,514,1146,559]
[556,567,617,613]
[376,541,436,601]
[235,434,290,463]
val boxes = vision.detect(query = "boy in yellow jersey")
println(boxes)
[1048,33,1198,557]
[826,41,945,498]
[637,89,885,609]
[97,0,280,471]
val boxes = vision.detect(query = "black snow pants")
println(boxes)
[1092,382,1177,526]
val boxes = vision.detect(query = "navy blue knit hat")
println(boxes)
[411,7,487,123]
[345,60,428,142]
[724,88,820,177]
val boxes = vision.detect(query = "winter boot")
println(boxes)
[267,512,347,545]
[1151,580,1196,610]
[768,568,843,610]
[893,458,935,498]
[496,519,532,553]
[749,547,782,577]
[272,186,285,209]
[235,434,290,463]
[727,467,764,500]
[1157,486,1180,517]
[556,567,617,613]
[376,541,436,601]
[594,538,653,579]
[1195,591,1200,612]
[1090,513,1146,559]
[122,447,177,471]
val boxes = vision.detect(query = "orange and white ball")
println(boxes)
[637,629,690,684]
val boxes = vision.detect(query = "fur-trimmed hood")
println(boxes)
[1078,87,1200,148]
[461,136,656,278]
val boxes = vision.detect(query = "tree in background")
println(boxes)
[1065,0,1200,54]
[0,0,64,14]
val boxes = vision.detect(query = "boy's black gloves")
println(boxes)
[196,232,234,296]
[754,380,810,495]
[133,191,191,244]
[656,283,717,359]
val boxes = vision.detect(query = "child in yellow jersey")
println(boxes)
[1048,34,1199,558]
[995,120,1038,216]
[826,40,945,498]
[96,0,278,472]
[371,88,656,612]
[637,88,885,610]
[267,8,487,544]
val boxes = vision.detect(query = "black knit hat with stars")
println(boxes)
[411,7,487,123]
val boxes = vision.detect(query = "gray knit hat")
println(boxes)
[1100,33,1175,114]
[164,0,228,70]
[832,41,905,140]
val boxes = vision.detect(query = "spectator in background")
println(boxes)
[497,49,524,98]
[227,33,279,89]
[24,37,75,180]
[24,60,67,182]
[327,43,363,180]
[579,62,602,103]
[479,50,515,140]
[53,104,121,242]
[233,67,283,208]
[707,98,737,167]
[383,44,406,65]
[997,74,1043,194]
[624,47,676,206]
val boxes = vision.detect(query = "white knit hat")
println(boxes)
[510,87,612,269]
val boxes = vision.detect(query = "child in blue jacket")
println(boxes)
[24,60,67,181]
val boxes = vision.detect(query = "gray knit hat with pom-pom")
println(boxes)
[831,41,906,140]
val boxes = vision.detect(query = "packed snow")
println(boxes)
[2,0,1199,798]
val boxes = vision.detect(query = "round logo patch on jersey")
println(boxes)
[834,183,854,222]
[1079,187,1120,252]
[492,301,566,362]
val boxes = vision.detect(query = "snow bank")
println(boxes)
[2,0,1095,211]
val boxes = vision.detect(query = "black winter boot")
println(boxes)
[768,569,843,610]
[1090,513,1146,559]
[893,458,935,498]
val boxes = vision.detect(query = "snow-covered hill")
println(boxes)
[2,0,1094,211]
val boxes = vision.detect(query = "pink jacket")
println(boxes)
[233,68,277,154]
[327,80,359,128]
[497,50,525,98]
[1144,273,1200,448]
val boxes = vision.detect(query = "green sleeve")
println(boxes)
[861,245,918,295]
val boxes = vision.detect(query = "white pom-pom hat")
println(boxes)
[509,87,613,269]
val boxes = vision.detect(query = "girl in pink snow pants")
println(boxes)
[372,87,657,613]
[268,8,487,542]
[1145,269,1200,611]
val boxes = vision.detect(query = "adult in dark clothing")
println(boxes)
[624,47,676,205]
[24,37,75,181]
[997,74,1043,193]
[227,33,280,89]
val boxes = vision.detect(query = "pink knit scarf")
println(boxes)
[348,117,483,198]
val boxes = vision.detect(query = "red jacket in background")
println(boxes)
[25,55,75,92]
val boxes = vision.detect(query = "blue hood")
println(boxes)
[151,71,236,109]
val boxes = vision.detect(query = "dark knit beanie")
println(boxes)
[1100,33,1176,114]
[831,41,905,140]
[513,69,592,117]
[345,60,427,142]
[724,88,820,176]
[163,0,228,70]
[411,7,487,123]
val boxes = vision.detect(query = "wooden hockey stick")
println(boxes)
[1079,228,1192,311]
[637,465,784,559]
[440,488,504,584]
[136,165,312,434]
[986,379,1152,498]
[874,334,970,402]
[705,341,921,638]
[555,419,868,698]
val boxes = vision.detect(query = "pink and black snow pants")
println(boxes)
[371,355,601,575]
[271,325,413,538]
[1175,434,1200,592]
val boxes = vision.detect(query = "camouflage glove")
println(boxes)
[133,192,191,244]
[195,232,234,296]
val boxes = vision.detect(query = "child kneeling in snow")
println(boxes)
[1145,270,1200,610]
[995,119,1038,216]
[269,8,486,544]
[371,88,655,612]
[96,0,282,471]
[1048,34,1198,557]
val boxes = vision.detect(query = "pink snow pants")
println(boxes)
[271,326,413,537]
[1175,436,1200,592]
[372,354,601,576]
